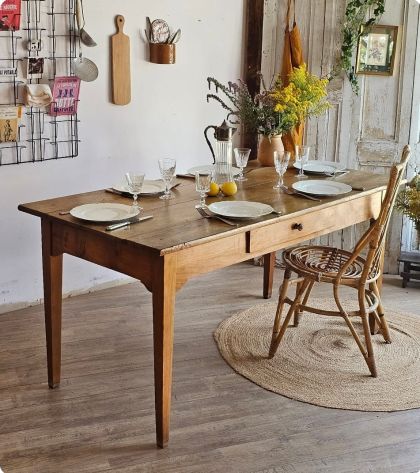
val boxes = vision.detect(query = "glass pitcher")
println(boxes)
[204,120,236,166]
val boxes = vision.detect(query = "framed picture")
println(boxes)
[356,25,398,76]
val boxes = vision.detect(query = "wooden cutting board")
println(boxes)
[111,15,131,105]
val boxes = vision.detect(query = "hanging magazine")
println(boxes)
[50,76,81,116]
[0,0,22,31]
[0,105,22,143]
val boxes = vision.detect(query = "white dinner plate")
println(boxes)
[292,180,352,197]
[70,203,140,223]
[113,180,166,195]
[293,160,346,174]
[207,201,274,219]
[186,164,241,177]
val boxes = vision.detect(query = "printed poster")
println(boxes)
[50,76,81,116]
[0,105,22,143]
[0,0,22,31]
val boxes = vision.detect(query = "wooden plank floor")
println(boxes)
[0,263,419,473]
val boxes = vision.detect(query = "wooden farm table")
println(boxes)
[18,167,388,448]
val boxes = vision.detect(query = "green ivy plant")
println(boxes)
[336,0,385,94]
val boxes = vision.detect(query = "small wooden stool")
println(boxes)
[399,251,420,288]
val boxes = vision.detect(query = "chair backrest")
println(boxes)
[338,145,411,283]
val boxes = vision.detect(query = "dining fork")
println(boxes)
[283,187,321,202]
[195,205,238,226]
[325,170,349,178]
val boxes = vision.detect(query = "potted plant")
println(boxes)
[396,173,420,243]
[206,64,329,166]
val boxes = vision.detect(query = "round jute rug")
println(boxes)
[214,298,420,412]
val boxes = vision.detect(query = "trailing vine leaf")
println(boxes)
[334,0,385,94]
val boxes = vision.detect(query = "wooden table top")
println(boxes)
[18,168,388,255]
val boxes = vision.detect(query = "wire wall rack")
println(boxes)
[0,0,80,166]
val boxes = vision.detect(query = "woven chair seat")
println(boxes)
[283,246,376,283]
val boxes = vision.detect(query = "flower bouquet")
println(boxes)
[206,64,329,165]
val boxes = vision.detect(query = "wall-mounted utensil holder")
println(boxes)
[149,43,176,64]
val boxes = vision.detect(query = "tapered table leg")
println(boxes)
[263,252,276,299]
[152,254,177,448]
[41,219,63,389]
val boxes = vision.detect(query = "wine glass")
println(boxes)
[158,158,176,200]
[273,151,291,190]
[296,145,310,179]
[234,148,251,181]
[195,172,212,208]
[125,173,145,209]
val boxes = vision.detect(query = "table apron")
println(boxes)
[50,221,156,292]
[175,192,383,287]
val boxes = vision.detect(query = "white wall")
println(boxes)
[0,0,245,312]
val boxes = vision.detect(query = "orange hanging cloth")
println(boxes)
[281,0,304,158]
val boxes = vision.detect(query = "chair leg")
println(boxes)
[294,281,314,327]
[365,292,379,336]
[293,282,303,327]
[333,285,377,377]
[270,269,291,348]
[370,281,391,343]
[359,289,377,377]
[269,279,310,358]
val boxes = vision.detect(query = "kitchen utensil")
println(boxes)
[151,19,170,43]
[73,51,98,82]
[146,16,154,42]
[73,22,98,83]
[283,187,321,201]
[292,180,352,197]
[75,0,97,47]
[106,215,153,231]
[207,201,275,219]
[111,15,131,105]
[204,120,237,165]
[70,203,140,223]
[168,28,181,44]
[195,205,238,226]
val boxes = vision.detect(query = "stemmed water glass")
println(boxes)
[195,172,212,208]
[125,173,145,209]
[296,145,311,179]
[158,158,176,200]
[234,147,251,181]
[273,151,290,190]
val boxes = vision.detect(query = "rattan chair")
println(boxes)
[269,145,411,377]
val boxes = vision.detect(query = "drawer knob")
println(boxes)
[292,223,303,231]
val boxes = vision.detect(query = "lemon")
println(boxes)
[220,181,238,196]
[207,182,220,197]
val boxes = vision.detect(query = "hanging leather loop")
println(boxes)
[285,0,296,31]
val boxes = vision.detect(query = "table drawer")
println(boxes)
[248,193,382,254]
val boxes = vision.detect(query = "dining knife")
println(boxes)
[106,215,153,231]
